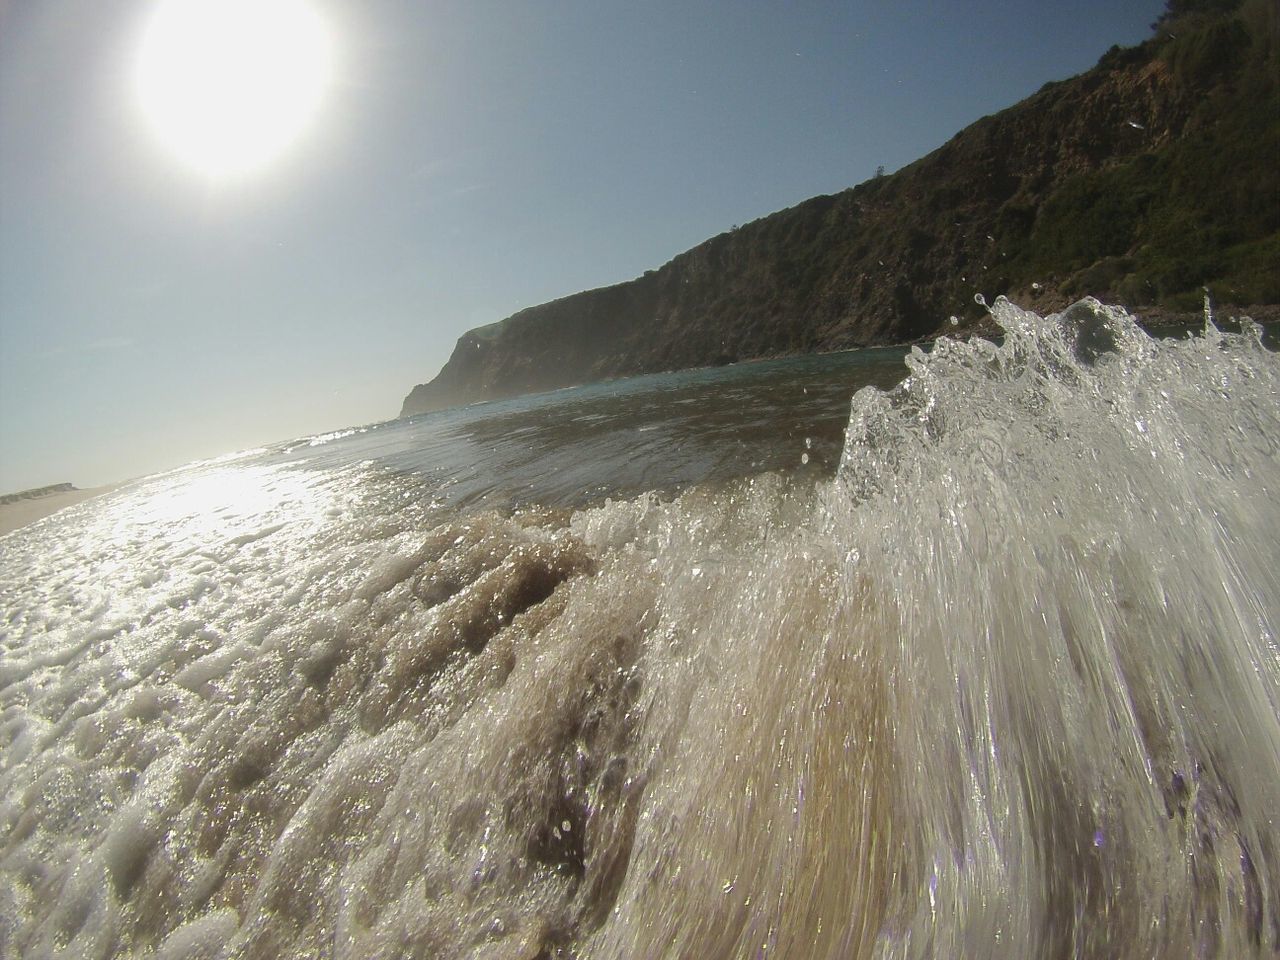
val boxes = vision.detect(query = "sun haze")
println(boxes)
[135,0,333,178]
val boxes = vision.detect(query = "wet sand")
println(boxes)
[0,485,116,537]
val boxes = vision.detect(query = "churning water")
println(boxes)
[1,299,1277,959]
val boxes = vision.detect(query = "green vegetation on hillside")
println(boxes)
[403,0,1279,416]
[1018,0,1278,308]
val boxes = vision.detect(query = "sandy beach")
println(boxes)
[0,485,117,537]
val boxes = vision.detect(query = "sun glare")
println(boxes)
[135,0,333,178]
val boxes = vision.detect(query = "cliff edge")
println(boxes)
[403,0,1278,418]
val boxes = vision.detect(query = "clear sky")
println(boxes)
[0,0,1164,492]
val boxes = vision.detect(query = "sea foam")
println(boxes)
[1,299,1277,958]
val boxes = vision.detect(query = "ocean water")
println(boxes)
[1,299,1277,959]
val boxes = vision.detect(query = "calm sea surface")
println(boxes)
[269,345,913,509]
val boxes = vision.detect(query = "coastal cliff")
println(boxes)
[402,0,1278,418]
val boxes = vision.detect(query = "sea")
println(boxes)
[1,298,1277,959]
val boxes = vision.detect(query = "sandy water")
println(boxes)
[1,300,1277,958]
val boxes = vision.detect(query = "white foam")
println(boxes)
[0,302,1276,957]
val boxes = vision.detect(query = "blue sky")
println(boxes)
[0,0,1164,491]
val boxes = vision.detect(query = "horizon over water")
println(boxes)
[1,298,1278,958]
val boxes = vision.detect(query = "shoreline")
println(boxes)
[404,300,1280,420]
[0,485,119,538]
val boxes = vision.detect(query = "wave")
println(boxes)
[0,299,1276,958]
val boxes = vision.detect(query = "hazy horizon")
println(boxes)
[0,0,1163,493]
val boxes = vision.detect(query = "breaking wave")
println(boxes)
[1,299,1277,958]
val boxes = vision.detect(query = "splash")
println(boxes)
[0,300,1276,958]
[817,298,1280,957]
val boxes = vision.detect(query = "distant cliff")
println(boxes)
[402,0,1279,418]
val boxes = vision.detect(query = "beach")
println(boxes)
[0,485,118,538]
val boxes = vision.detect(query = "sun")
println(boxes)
[135,0,333,178]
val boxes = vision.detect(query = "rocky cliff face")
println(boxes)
[402,1,1278,418]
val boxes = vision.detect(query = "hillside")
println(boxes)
[402,0,1279,417]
